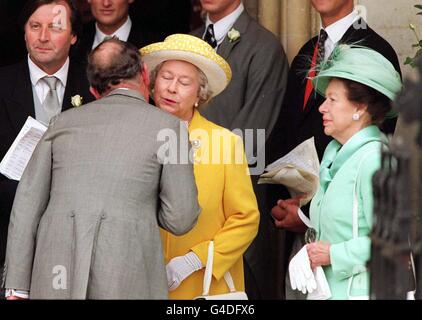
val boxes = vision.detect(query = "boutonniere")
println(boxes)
[71,95,83,107]
[227,27,241,43]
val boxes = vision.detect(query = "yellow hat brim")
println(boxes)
[140,34,232,97]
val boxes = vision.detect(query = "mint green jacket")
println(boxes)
[310,126,387,300]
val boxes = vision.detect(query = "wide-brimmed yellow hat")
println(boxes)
[140,34,232,97]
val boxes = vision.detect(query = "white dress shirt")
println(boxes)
[92,16,132,49]
[203,2,244,49]
[28,55,69,106]
[322,9,361,60]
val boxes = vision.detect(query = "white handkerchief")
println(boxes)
[307,266,332,300]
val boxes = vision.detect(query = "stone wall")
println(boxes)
[356,0,419,78]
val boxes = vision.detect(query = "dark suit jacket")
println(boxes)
[193,10,289,300]
[192,11,288,148]
[265,21,402,293]
[0,59,93,268]
[71,19,164,64]
[267,20,402,167]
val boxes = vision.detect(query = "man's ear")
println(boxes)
[89,86,101,100]
[141,62,150,88]
[70,34,77,46]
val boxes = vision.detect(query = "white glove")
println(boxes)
[166,251,204,291]
[288,245,317,294]
[307,266,332,300]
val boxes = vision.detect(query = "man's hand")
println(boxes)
[6,295,27,300]
[5,289,29,300]
[271,197,307,233]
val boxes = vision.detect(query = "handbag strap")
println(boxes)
[202,241,236,296]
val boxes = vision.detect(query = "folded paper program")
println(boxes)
[0,116,47,181]
[258,137,320,206]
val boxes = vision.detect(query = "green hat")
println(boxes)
[312,44,402,119]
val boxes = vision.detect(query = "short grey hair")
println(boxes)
[149,62,213,107]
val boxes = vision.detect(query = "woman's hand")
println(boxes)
[306,241,331,269]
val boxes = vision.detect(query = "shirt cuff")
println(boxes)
[5,289,29,299]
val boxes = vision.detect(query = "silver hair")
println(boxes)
[149,62,213,107]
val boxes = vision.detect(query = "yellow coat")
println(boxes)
[160,111,260,299]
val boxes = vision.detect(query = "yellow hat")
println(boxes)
[140,34,232,97]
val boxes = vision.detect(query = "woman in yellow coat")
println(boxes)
[141,34,260,299]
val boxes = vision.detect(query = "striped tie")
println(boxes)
[204,24,217,49]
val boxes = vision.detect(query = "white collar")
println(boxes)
[323,9,360,45]
[28,55,69,87]
[93,16,132,48]
[205,2,244,45]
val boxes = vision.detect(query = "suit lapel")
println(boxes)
[191,25,205,38]
[5,61,35,133]
[62,61,80,111]
[217,10,249,60]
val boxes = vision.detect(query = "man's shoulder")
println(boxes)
[129,20,166,46]
[239,13,282,50]
[341,21,401,73]
[81,91,180,125]
[0,61,25,80]
[0,61,27,95]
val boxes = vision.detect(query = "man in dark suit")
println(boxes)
[0,0,93,298]
[266,0,402,298]
[72,0,162,64]
[192,0,289,299]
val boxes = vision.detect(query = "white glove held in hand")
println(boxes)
[166,251,204,291]
[289,245,317,294]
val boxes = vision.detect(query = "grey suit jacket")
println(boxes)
[3,89,200,299]
[192,10,289,161]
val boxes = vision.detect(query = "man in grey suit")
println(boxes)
[192,0,289,299]
[3,38,200,299]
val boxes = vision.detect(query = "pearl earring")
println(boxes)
[352,113,360,121]
[194,102,199,108]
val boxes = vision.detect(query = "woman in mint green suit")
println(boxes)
[274,45,402,299]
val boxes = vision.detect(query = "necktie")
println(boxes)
[42,76,61,122]
[103,35,114,42]
[316,29,328,66]
[302,29,328,110]
[204,24,217,49]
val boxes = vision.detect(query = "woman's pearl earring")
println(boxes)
[194,102,199,108]
[352,113,360,121]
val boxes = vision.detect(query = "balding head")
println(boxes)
[87,38,144,96]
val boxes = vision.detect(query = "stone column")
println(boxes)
[257,0,281,39]
[280,0,317,63]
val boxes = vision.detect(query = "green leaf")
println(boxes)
[415,48,422,57]
[404,57,413,65]
[412,43,420,48]
[414,4,422,9]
